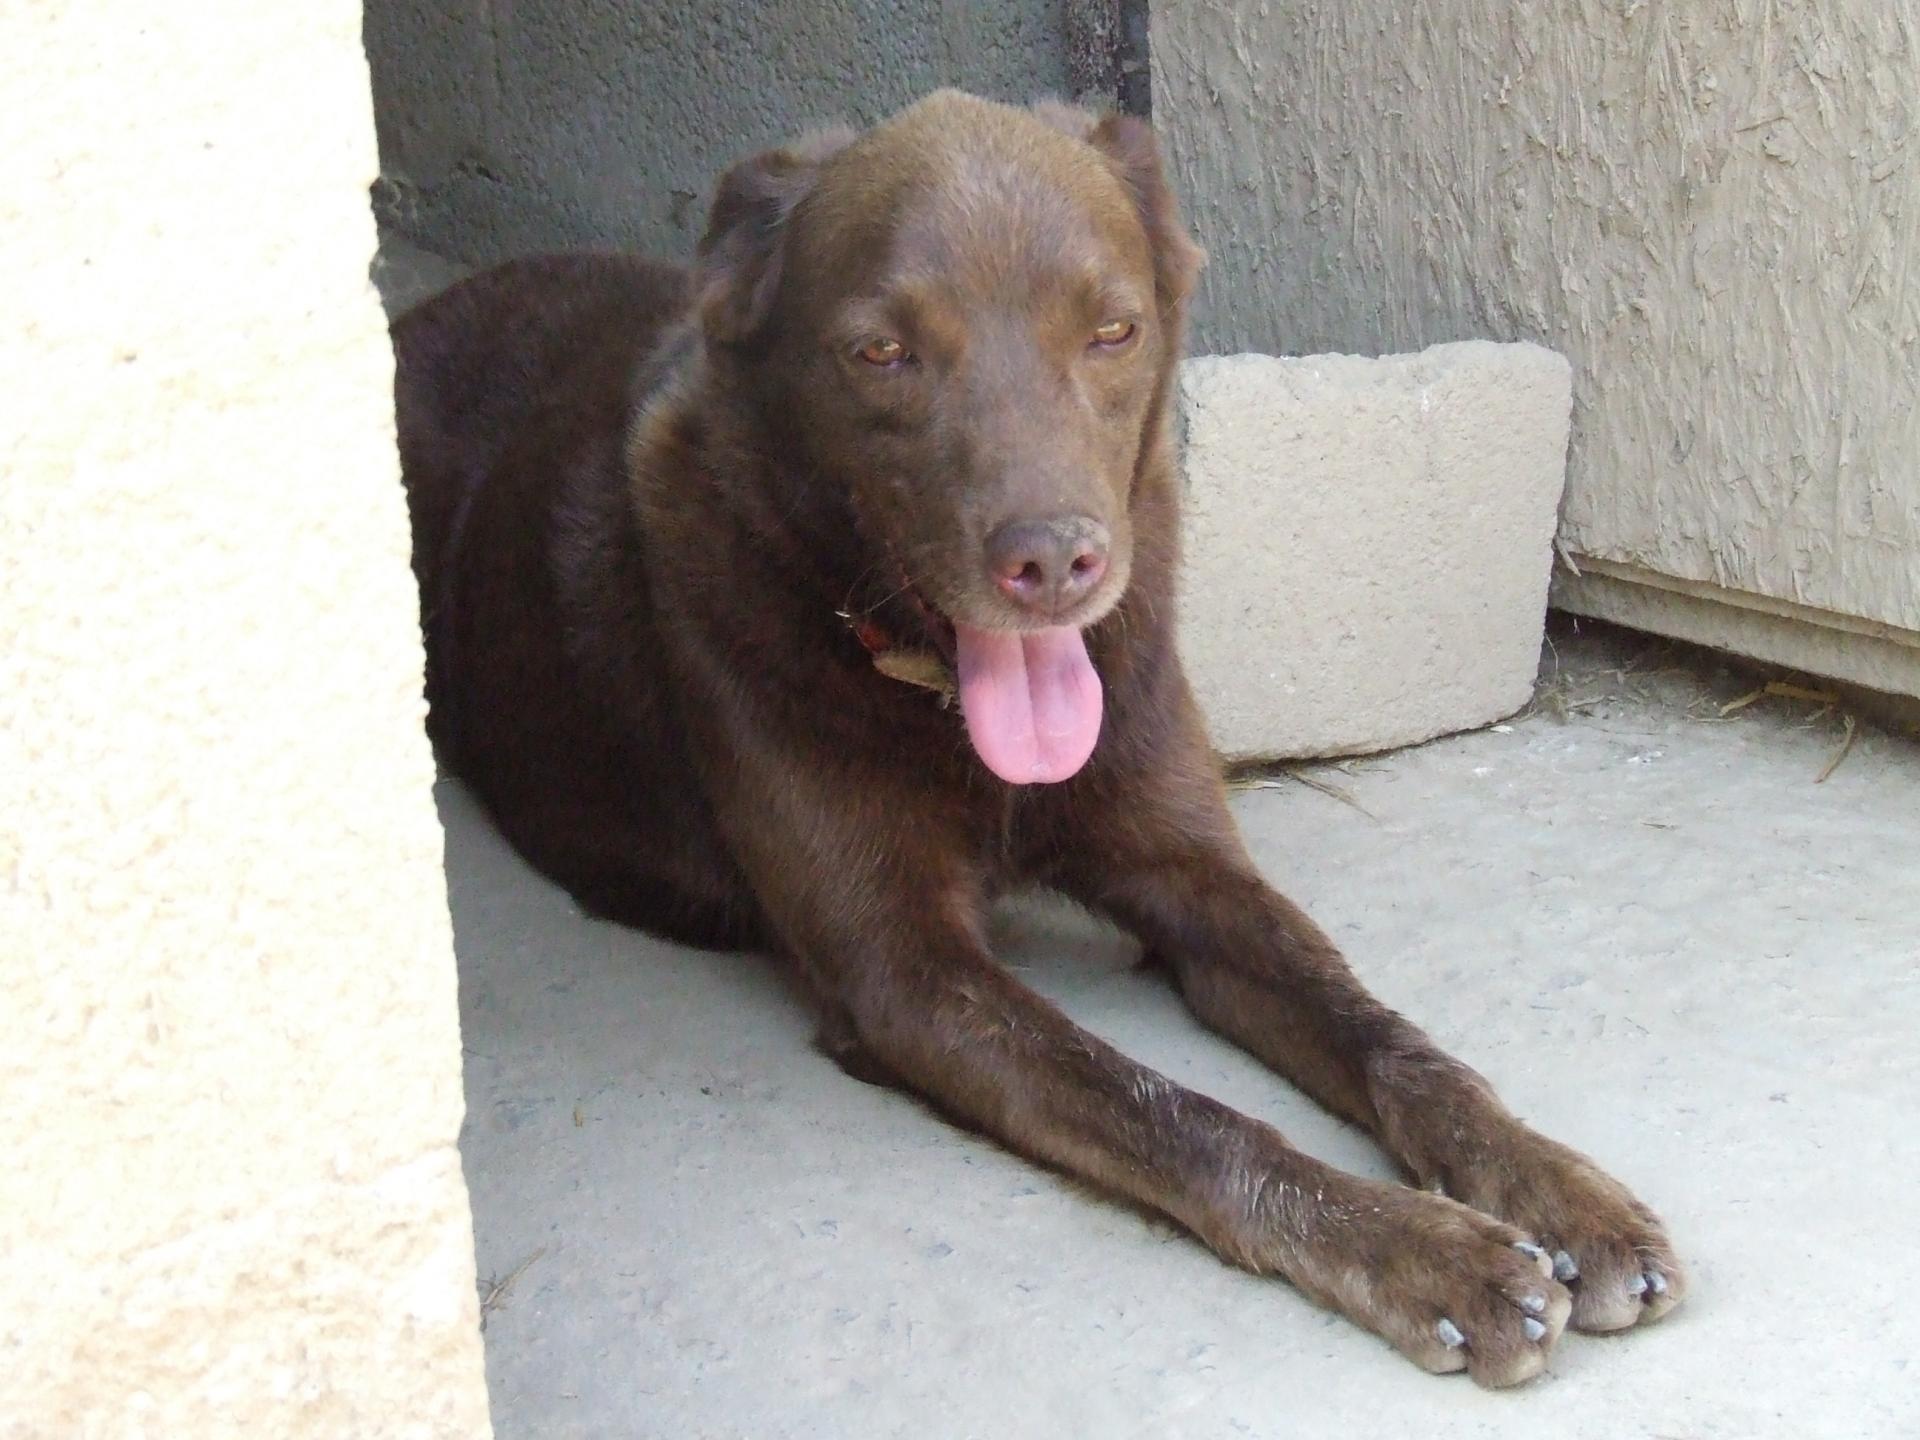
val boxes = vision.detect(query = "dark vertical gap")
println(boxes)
[1065,0,1151,116]
[1116,0,1150,117]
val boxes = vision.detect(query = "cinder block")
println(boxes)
[1177,342,1572,761]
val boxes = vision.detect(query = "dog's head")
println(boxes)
[694,92,1202,783]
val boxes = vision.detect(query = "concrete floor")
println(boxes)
[443,620,1920,1438]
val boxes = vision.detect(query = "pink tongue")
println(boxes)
[953,622,1104,784]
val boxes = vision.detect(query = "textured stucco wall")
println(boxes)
[1155,1,1920,649]
[2,4,491,1435]
[366,0,1073,265]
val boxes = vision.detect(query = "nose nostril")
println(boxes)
[996,558,1046,599]
[986,516,1112,610]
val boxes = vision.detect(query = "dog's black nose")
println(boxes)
[986,516,1110,614]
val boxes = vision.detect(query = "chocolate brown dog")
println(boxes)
[392,91,1684,1386]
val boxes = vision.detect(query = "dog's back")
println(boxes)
[393,255,766,946]
[391,254,685,644]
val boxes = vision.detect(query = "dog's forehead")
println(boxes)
[811,101,1150,298]
[903,172,1142,303]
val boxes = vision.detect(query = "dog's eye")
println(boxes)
[857,337,910,367]
[1091,319,1137,348]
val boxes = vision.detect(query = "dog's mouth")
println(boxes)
[851,577,1105,786]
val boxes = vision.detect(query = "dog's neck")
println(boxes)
[655,343,959,697]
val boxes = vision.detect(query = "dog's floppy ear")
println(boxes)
[1032,102,1205,311]
[695,125,856,344]
[1087,114,1206,310]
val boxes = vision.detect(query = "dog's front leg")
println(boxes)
[718,790,1567,1387]
[820,909,1580,1383]
[1059,786,1686,1338]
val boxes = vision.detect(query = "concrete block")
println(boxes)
[1177,343,1572,760]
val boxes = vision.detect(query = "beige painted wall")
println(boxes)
[2,4,491,1435]
[1156,1,1919,689]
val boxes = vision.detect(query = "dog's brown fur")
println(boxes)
[393,92,1684,1386]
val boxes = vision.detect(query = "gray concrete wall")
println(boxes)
[1154,1,1920,683]
[366,1,1073,266]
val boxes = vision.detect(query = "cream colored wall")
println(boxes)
[2,4,491,1436]
[1156,1,1919,691]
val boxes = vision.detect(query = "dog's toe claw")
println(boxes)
[1552,1249,1579,1282]
[1522,1317,1548,1342]
[1436,1317,1467,1349]
[1625,1271,1649,1298]
[1645,1269,1668,1296]
[1511,1240,1552,1277]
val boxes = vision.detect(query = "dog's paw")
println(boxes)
[1447,1127,1686,1333]
[1291,1183,1572,1388]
